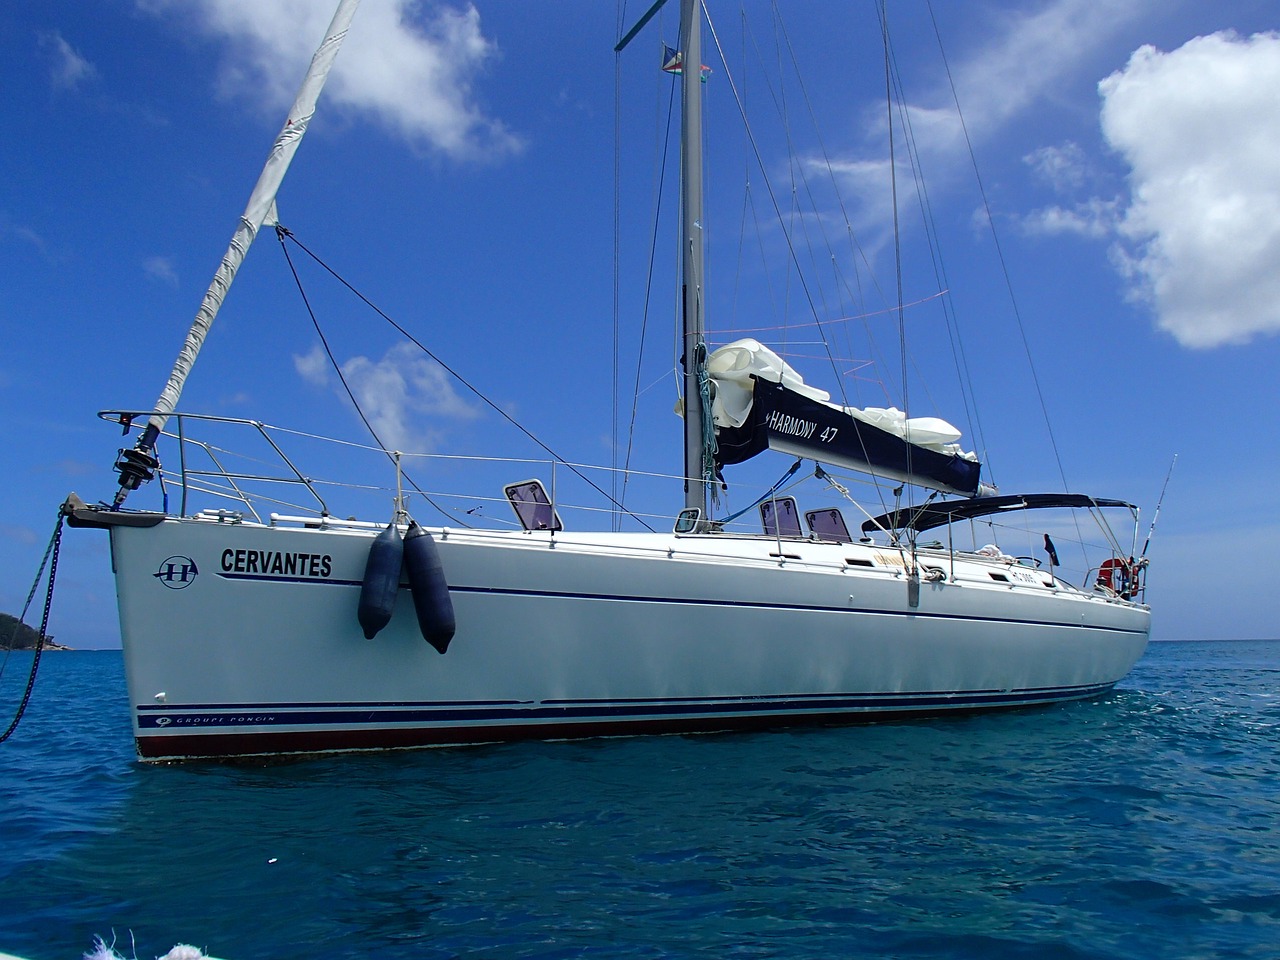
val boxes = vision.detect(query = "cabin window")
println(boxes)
[674,507,702,534]
[988,572,1010,583]
[806,508,852,543]
[504,479,563,532]
[761,497,802,537]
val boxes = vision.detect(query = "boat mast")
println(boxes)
[678,0,710,517]
[112,0,360,507]
[613,0,711,518]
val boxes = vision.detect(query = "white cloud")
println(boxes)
[306,342,479,454]
[875,0,1151,156]
[293,343,331,387]
[817,156,896,238]
[1100,31,1280,348]
[932,0,1149,144]
[143,256,179,287]
[1024,142,1089,193]
[815,0,1151,248]
[56,459,99,477]
[1,218,48,255]
[219,391,252,409]
[1022,196,1120,239]
[38,31,97,91]
[141,0,522,161]
[0,523,39,546]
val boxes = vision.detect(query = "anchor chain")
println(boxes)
[0,512,65,744]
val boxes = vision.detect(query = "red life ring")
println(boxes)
[1098,557,1138,599]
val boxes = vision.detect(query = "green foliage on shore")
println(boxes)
[0,612,48,650]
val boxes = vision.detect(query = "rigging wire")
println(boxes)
[766,6,897,407]
[924,0,1090,568]
[924,0,1070,493]
[869,0,917,545]
[878,2,911,486]
[881,36,987,468]
[276,227,656,533]
[731,5,991,523]
[702,7,898,522]
[743,12,849,381]
[763,3,992,523]
[626,6,1050,540]
[620,62,679,515]
[714,458,803,525]
[701,13,836,397]
[274,226,465,526]
[613,1,626,529]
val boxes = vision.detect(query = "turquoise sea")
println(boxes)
[1,641,1278,959]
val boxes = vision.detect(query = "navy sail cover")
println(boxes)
[706,339,984,497]
[715,380,983,497]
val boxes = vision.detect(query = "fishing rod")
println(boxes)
[1140,453,1177,559]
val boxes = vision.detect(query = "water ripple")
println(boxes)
[1,642,1278,959]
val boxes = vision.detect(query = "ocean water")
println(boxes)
[0,642,1277,960]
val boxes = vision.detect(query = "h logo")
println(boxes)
[154,555,199,590]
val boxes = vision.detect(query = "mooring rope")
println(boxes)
[0,512,64,745]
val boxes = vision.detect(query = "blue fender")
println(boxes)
[357,522,403,640]
[403,521,456,653]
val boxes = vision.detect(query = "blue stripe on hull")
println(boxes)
[208,574,1147,638]
[134,682,1115,759]
[452,586,1145,635]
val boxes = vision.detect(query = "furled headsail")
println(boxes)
[708,339,989,498]
[112,0,360,507]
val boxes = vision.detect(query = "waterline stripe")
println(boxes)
[135,683,1115,729]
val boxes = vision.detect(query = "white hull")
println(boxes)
[108,514,1150,761]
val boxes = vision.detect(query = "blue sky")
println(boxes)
[2,0,1278,646]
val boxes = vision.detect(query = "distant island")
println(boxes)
[1,612,71,651]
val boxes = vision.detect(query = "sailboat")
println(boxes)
[63,0,1151,762]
